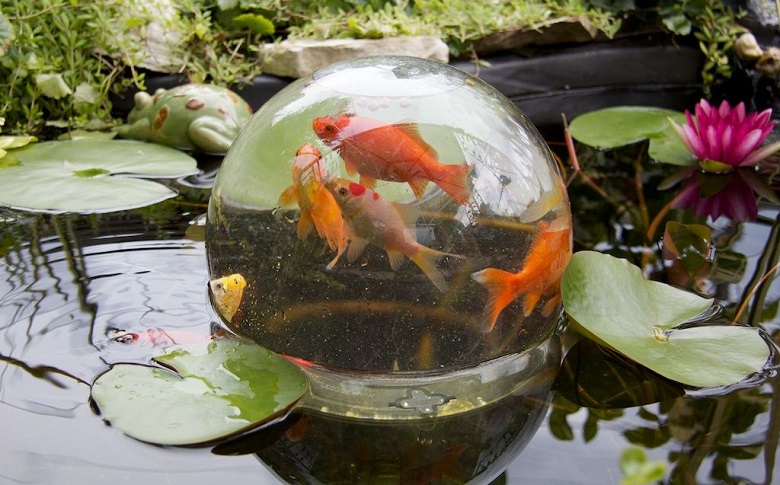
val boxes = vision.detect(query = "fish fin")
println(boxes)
[387,250,406,270]
[435,164,472,205]
[344,157,359,176]
[541,294,561,316]
[408,177,430,200]
[471,267,518,332]
[391,202,421,228]
[520,188,565,223]
[326,237,348,270]
[522,290,544,317]
[359,175,377,191]
[347,236,369,263]
[395,123,439,160]
[310,186,340,245]
[410,246,452,293]
[278,185,298,207]
[297,212,315,238]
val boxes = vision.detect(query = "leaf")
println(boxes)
[231,13,275,35]
[662,222,712,289]
[561,251,771,388]
[0,139,198,213]
[74,83,100,108]
[0,13,14,57]
[35,73,73,99]
[91,337,308,446]
[568,107,695,166]
[619,446,667,485]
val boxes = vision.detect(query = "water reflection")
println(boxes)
[1,194,780,483]
[215,344,557,484]
[0,207,273,483]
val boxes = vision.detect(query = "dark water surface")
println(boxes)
[1,186,779,483]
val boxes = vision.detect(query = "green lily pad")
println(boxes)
[91,337,308,445]
[0,139,198,213]
[568,107,695,166]
[0,134,36,159]
[561,251,771,388]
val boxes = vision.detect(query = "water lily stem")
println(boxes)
[561,114,620,207]
[732,261,780,324]
[634,144,650,231]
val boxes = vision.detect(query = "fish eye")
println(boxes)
[215,283,224,290]
[338,187,348,196]
[325,124,335,133]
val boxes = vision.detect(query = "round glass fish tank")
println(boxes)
[206,56,570,418]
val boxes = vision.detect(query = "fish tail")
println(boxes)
[410,246,458,293]
[471,267,520,332]
[436,164,472,204]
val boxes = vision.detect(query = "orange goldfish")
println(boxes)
[209,273,247,323]
[471,189,572,332]
[326,178,464,292]
[278,144,348,269]
[313,114,472,204]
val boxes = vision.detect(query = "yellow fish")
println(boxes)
[209,273,247,323]
[279,144,349,269]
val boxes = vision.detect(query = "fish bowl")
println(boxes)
[206,55,570,419]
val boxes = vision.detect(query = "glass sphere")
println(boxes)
[207,56,571,376]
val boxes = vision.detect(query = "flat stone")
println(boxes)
[260,36,450,78]
[472,16,605,55]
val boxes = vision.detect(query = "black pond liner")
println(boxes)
[111,39,705,142]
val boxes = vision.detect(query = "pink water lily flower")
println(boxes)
[670,99,780,171]
[665,99,780,221]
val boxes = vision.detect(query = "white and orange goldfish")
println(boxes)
[278,144,348,269]
[313,114,472,204]
[471,188,572,332]
[209,273,247,323]
[326,178,464,292]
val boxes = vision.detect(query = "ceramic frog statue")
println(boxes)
[118,84,253,154]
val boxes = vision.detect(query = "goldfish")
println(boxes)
[209,273,247,323]
[313,114,472,204]
[278,144,348,269]
[471,188,572,332]
[326,178,464,292]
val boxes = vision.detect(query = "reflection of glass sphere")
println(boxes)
[254,339,556,484]
[207,56,570,377]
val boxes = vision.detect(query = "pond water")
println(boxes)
[1,158,779,484]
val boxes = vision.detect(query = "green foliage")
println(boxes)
[619,446,667,485]
[0,1,147,135]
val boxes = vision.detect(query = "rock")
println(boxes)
[757,46,780,78]
[735,32,764,62]
[471,17,605,55]
[260,36,450,78]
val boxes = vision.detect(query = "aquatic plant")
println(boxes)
[91,337,308,445]
[664,99,780,221]
[0,139,197,213]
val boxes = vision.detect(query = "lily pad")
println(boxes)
[91,337,308,445]
[561,251,771,388]
[0,139,198,213]
[568,106,695,166]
